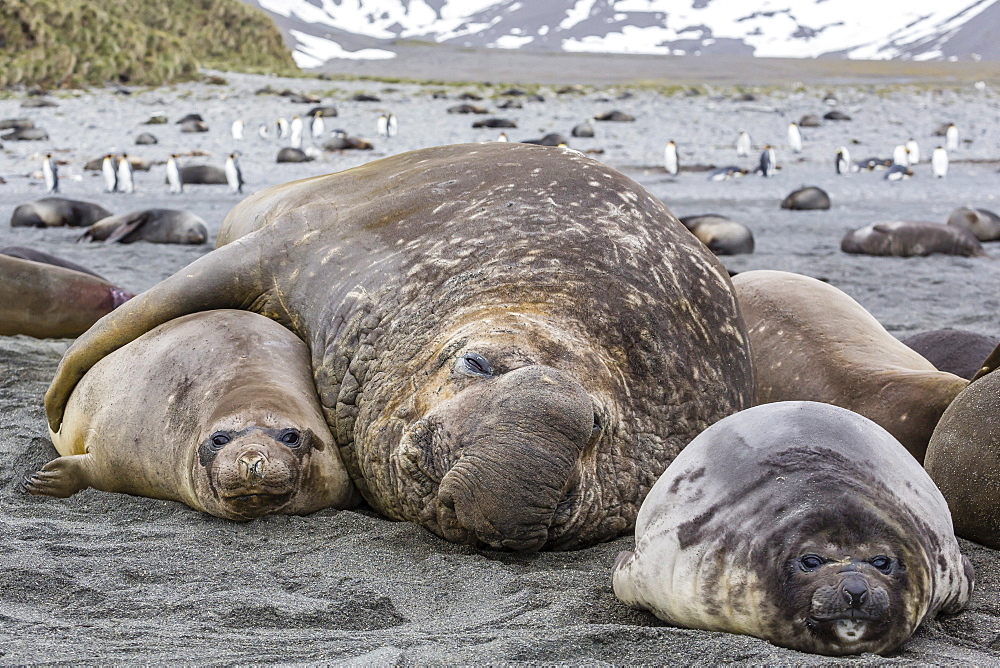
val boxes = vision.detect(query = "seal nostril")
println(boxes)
[842,579,869,608]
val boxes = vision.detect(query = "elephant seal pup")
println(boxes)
[901,329,1000,380]
[733,270,967,462]
[78,209,208,245]
[841,221,987,258]
[47,142,754,551]
[946,206,1000,241]
[780,186,830,210]
[28,310,359,520]
[925,367,1000,549]
[0,254,132,338]
[10,197,111,228]
[613,401,975,657]
[678,214,754,255]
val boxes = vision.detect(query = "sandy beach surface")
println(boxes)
[2,66,1000,664]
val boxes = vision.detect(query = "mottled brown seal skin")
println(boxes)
[78,209,208,245]
[841,221,987,258]
[10,197,111,228]
[613,401,975,657]
[46,142,754,551]
[733,270,967,463]
[925,368,1000,550]
[0,254,132,338]
[29,310,358,520]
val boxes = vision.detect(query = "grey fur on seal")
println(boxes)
[79,209,208,245]
[29,310,358,520]
[10,197,111,228]
[679,214,754,255]
[613,401,975,657]
[46,142,753,551]
[841,221,987,257]
[781,186,830,210]
[946,206,1000,241]
[732,269,967,463]
[901,329,1000,380]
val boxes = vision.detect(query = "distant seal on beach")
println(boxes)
[0,253,132,338]
[594,110,634,122]
[276,147,313,162]
[175,164,227,185]
[733,270,968,462]
[613,401,975,656]
[10,198,111,228]
[78,209,208,245]
[1,127,48,141]
[781,186,830,210]
[678,214,754,255]
[925,366,1000,549]
[841,221,986,258]
[29,310,358,520]
[901,329,1000,380]
[46,142,754,551]
[946,206,1000,241]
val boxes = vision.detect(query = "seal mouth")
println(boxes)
[808,611,886,625]
[220,492,294,518]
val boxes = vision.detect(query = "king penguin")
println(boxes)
[496,131,509,142]
[735,131,752,157]
[42,154,58,194]
[835,147,851,175]
[117,154,134,194]
[377,113,389,138]
[276,117,290,140]
[932,146,949,178]
[663,140,679,176]
[386,113,398,137]
[231,119,244,141]
[289,115,303,149]
[905,138,920,164]
[225,152,244,194]
[759,145,776,178]
[166,154,183,194]
[258,122,271,140]
[311,111,325,140]
[787,122,802,153]
[946,123,959,151]
[102,154,118,193]
[892,144,909,166]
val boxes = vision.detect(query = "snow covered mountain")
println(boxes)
[242,0,1000,68]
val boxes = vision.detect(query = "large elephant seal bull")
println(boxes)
[29,310,358,520]
[614,401,974,656]
[46,142,754,551]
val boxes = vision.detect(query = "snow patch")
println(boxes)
[289,30,396,67]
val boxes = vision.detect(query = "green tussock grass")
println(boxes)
[0,0,299,89]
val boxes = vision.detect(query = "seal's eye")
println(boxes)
[210,432,230,449]
[279,430,301,447]
[457,352,493,377]
[800,554,825,571]
[870,555,892,573]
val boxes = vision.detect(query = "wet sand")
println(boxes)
[1,68,999,663]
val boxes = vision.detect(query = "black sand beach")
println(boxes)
[2,64,1000,663]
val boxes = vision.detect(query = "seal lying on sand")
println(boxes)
[28,310,358,520]
[46,142,754,551]
[925,363,1000,550]
[78,209,208,245]
[841,221,986,258]
[613,401,975,657]
[732,270,967,462]
[0,254,132,338]
[10,197,111,228]
[678,214,754,255]
[901,329,1000,380]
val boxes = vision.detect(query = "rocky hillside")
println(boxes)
[0,0,299,89]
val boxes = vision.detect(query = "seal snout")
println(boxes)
[840,577,870,608]
[237,450,268,485]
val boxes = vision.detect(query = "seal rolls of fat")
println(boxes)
[31,310,358,520]
[613,401,975,657]
[46,142,754,551]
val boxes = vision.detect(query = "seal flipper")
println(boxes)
[971,341,1000,381]
[103,211,148,244]
[24,455,92,498]
[45,234,275,432]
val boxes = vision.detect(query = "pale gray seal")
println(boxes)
[46,142,754,551]
[613,401,975,656]
[78,209,208,245]
[732,270,968,462]
[0,254,132,338]
[781,186,831,210]
[901,329,999,380]
[946,206,1000,241]
[925,365,1000,549]
[841,221,987,258]
[678,214,754,255]
[11,198,111,228]
[29,310,358,520]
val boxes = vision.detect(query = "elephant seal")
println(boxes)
[28,310,359,519]
[0,254,132,338]
[46,142,754,551]
[678,214,754,255]
[277,147,313,162]
[732,270,967,462]
[925,367,1000,549]
[176,165,228,185]
[613,401,975,657]
[841,221,987,258]
[11,197,111,228]
[781,186,830,210]
[946,206,1000,241]
[0,246,104,279]
[78,209,208,245]
[901,329,999,380]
